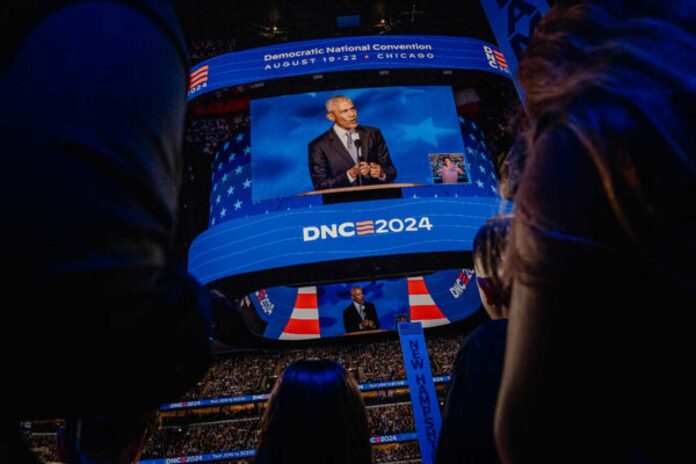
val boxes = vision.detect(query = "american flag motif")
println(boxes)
[456,116,499,195]
[189,65,209,90]
[356,220,375,235]
[492,49,509,71]
[209,129,253,227]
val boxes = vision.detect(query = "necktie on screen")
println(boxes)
[346,132,358,163]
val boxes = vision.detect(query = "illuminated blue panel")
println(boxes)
[370,432,418,444]
[189,196,510,284]
[159,376,452,412]
[250,86,466,202]
[253,270,481,340]
[187,35,513,100]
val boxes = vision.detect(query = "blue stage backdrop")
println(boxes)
[250,86,466,201]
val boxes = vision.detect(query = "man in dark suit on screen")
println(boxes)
[343,286,380,333]
[309,96,397,190]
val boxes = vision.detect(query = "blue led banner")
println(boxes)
[360,380,408,391]
[360,376,451,392]
[370,432,418,444]
[187,35,513,100]
[398,322,443,464]
[140,449,256,464]
[161,394,270,411]
[189,196,509,284]
[139,434,420,464]
[161,377,452,411]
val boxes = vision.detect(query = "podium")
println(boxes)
[299,183,422,204]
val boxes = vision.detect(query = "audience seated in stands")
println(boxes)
[181,334,460,401]
[188,39,237,64]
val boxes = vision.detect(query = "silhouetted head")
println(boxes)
[256,360,371,464]
[518,0,695,241]
[473,214,513,319]
[62,409,160,464]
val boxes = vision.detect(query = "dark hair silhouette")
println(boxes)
[256,360,371,464]
[62,410,160,463]
[518,0,695,242]
[473,214,513,312]
[496,1,695,462]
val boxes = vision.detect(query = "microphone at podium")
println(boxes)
[352,133,363,186]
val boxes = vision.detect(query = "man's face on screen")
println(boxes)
[351,288,365,305]
[328,99,358,130]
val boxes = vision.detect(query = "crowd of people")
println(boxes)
[21,334,453,463]
[25,435,60,464]
[24,402,421,462]
[180,334,460,401]
[145,402,418,458]
[161,404,262,427]
[372,442,421,463]
[142,419,256,459]
[185,114,248,156]
[366,403,415,436]
[188,39,238,64]
[182,352,279,400]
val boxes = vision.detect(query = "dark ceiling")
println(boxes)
[177,0,497,49]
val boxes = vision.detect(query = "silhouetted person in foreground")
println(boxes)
[436,215,512,464]
[495,1,695,462]
[61,410,160,464]
[256,360,371,464]
[1,1,211,462]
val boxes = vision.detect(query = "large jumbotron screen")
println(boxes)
[186,35,517,340]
